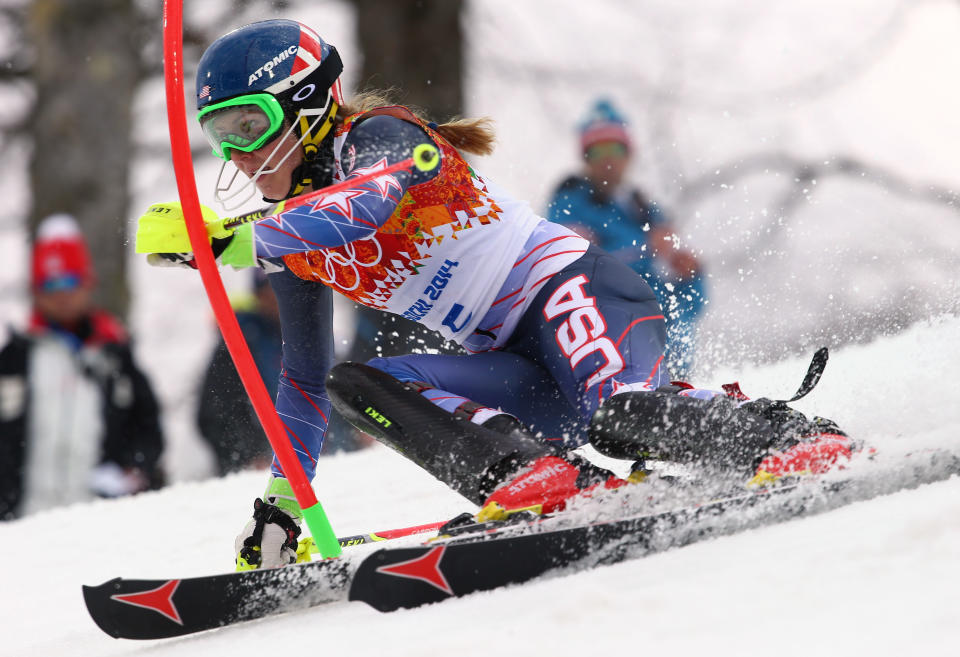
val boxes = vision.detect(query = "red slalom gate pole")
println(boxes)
[161,1,340,558]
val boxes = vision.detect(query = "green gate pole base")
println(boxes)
[303,502,342,559]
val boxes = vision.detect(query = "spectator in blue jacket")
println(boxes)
[196,269,282,474]
[197,270,369,475]
[546,99,707,377]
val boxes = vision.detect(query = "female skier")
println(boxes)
[137,19,856,569]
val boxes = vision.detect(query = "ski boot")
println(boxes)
[476,453,647,522]
[742,398,859,487]
[235,477,307,571]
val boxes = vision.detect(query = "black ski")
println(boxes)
[82,555,357,639]
[83,445,960,639]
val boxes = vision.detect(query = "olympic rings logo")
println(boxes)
[312,235,384,292]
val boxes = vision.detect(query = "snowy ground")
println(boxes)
[3,314,959,656]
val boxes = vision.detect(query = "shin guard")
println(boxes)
[326,362,550,505]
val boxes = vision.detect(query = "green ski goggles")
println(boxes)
[197,93,287,161]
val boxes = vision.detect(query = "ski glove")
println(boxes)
[235,476,307,570]
[135,201,256,269]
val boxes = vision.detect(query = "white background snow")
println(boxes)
[2,0,960,654]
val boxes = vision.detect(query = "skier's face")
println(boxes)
[229,125,306,199]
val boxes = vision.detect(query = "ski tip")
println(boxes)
[82,579,124,639]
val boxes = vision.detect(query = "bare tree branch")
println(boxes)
[679,151,960,214]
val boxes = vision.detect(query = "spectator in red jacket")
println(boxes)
[0,214,165,520]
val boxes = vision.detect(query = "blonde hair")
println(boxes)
[338,89,496,157]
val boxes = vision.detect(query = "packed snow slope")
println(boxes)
[2,314,959,657]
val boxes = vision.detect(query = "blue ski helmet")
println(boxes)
[196,20,344,162]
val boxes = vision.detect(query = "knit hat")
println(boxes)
[31,214,94,292]
[578,98,631,153]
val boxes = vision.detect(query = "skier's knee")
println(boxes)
[365,355,428,385]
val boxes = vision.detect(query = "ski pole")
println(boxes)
[299,509,554,557]
[296,519,449,557]
[163,0,340,558]
[220,143,440,232]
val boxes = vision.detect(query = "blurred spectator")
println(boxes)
[0,214,164,520]
[197,270,369,476]
[546,99,707,377]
